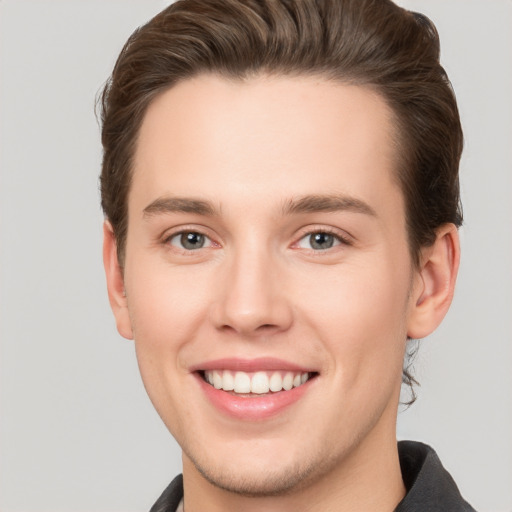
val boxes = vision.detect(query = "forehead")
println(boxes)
[131,74,402,218]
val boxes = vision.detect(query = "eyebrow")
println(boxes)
[143,197,218,217]
[142,193,377,219]
[281,194,377,217]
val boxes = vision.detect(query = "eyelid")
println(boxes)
[159,224,352,252]
[292,225,353,250]
[161,225,220,250]
[168,232,214,249]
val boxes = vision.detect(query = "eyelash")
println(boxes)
[161,226,352,253]
[163,228,216,252]
[294,227,352,252]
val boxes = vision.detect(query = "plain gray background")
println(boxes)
[0,1,510,511]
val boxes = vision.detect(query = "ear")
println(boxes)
[407,224,460,339]
[103,221,133,340]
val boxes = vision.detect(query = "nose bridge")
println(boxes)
[213,238,292,335]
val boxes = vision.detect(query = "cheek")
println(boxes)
[125,261,215,431]
[126,259,211,344]
[124,258,217,409]
[297,258,410,382]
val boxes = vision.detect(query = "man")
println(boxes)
[100,0,476,510]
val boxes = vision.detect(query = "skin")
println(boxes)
[104,74,459,512]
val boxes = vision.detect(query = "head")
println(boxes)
[100,0,462,268]
[100,0,462,500]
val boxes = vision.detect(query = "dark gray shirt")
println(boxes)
[150,441,476,511]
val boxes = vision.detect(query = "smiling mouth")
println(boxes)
[200,370,317,395]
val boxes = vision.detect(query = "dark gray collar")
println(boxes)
[395,441,476,511]
[150,441,476,512]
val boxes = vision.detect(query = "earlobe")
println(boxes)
[407,224,460,339]
[103,221,134,340]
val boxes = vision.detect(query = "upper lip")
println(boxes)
[189,357,316,373]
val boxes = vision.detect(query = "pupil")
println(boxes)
[181,232,204,250]
[311,233,333,250]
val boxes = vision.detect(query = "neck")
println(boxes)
[182,420,405,512]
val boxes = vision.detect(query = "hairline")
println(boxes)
[115,70,415,267]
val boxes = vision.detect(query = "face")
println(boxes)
[109,75,425,495]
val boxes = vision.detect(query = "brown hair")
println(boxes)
[99,0,463,401]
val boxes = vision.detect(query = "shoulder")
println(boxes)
[395,441,477,512]
[148,443,477,512]
[149,474,183,512]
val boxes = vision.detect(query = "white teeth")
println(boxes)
[282,372,293,391]
[233,372,251,393]
[251,371,270,394]
[269,372,283,392]
[222,370,234,391]
[204,369,312,394]
[213,370,222,389]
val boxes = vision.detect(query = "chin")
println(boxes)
[194,458,320,497]
[183,437,340,498]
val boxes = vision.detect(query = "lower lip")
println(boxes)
[195,373,314,421]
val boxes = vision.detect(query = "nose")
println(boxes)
[211,247,293,337]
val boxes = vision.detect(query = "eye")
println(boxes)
[168,231,213,250]
[296,231,344,251]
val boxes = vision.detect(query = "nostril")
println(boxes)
[256,324,279,332]
[219,323,279,333]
